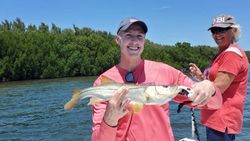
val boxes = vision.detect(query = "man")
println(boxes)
[92,17,222,141]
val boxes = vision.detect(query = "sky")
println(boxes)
[1,0,249,51]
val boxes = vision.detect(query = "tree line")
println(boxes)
[0,18,249,82]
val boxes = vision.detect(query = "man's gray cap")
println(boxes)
[117,17,148,34]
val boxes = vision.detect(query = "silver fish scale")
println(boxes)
[78,84,185,105]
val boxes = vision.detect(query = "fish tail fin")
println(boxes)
[73,88,80,96]
[64,88,81,110]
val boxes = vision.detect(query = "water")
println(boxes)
[0,73,249,141]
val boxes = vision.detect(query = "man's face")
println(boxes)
[117,23,146,59]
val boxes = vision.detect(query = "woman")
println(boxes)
[189,15,249,141]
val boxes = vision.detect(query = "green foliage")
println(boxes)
[0,18,228,82]
[245,51,250,63]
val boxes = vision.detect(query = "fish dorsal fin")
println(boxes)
[100,75,115,84]
[88,75,115,105]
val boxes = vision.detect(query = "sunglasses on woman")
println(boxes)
[210,27,232,34]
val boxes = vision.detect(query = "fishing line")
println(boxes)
[190,108,200,141]
[177,102,200,141]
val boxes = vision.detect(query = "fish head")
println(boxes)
[144,86,182,105]
[176,86,193,97]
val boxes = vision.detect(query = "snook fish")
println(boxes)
[64,83,193,112]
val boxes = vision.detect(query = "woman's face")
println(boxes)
[210,27,234,50]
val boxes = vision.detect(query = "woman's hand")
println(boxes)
[189,63,204,81]
[189,80,216,106]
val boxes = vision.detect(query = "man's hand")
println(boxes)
[103,86,130,127]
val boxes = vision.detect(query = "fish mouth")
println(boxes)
[177,86,193,96]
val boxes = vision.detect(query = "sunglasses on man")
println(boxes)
[125,72,134,83]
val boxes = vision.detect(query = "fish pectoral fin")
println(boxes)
[88,97,103,105]
[143,92,150,100]
[64,89,81,110]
